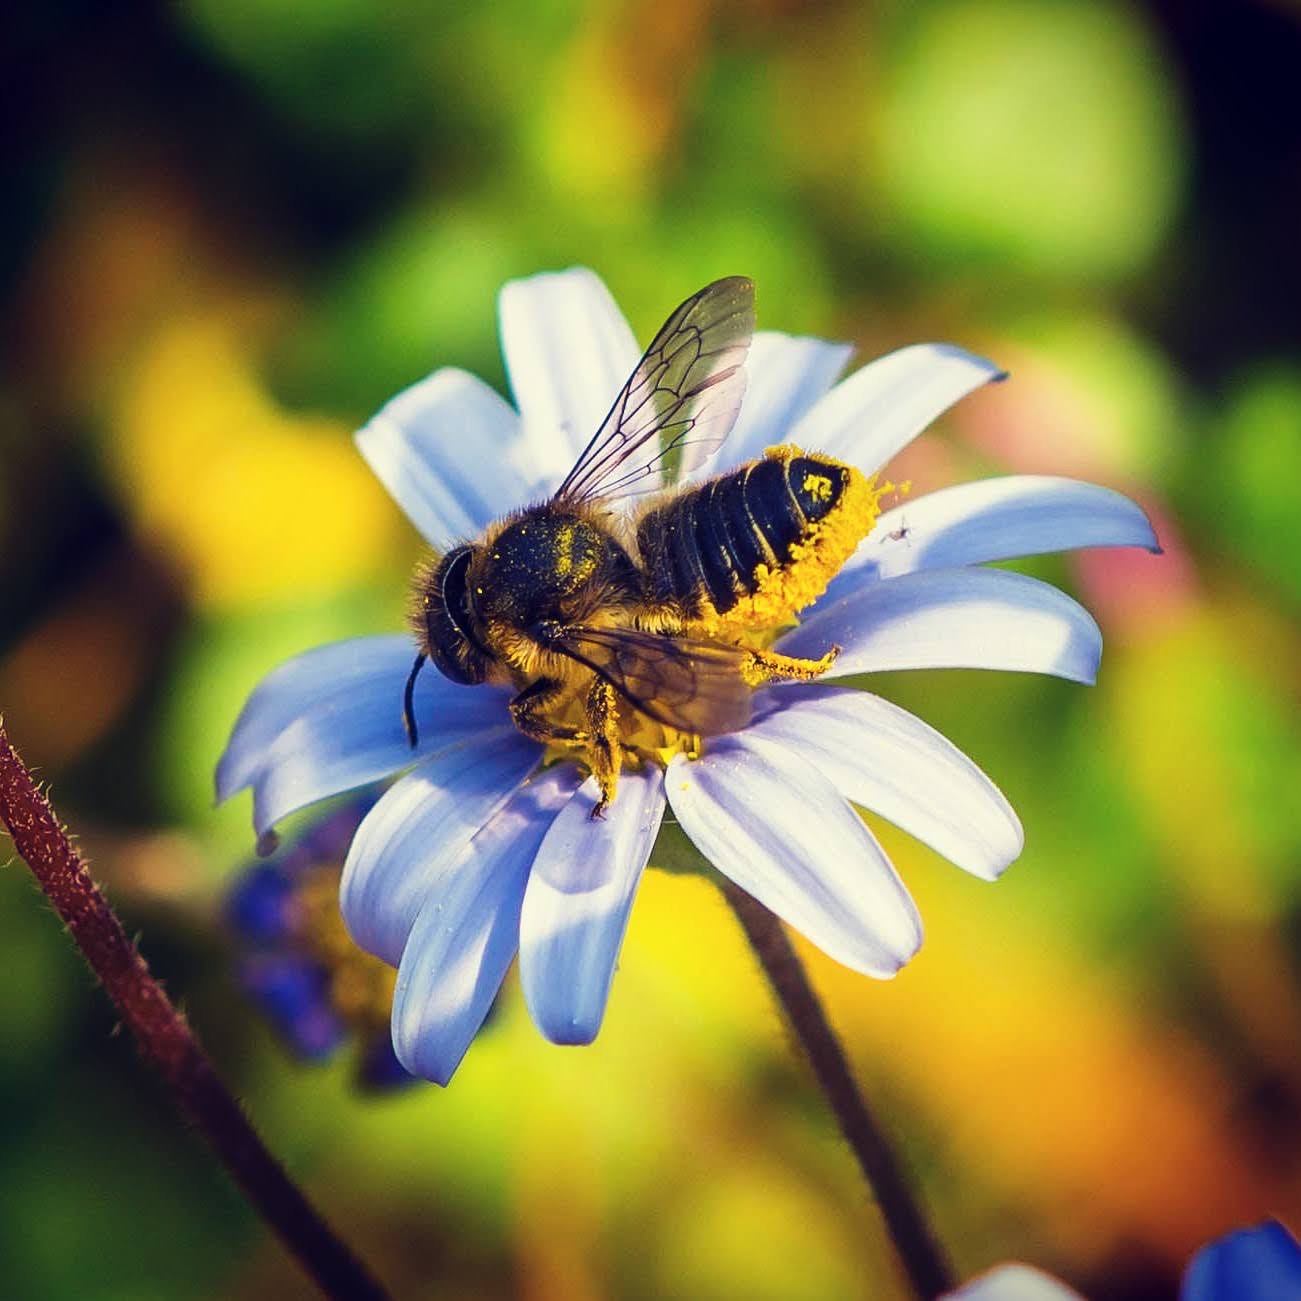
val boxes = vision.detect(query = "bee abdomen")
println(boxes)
[638,448,868,625]
[690,480,744,611]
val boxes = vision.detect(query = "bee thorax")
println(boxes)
[476,509,636,628]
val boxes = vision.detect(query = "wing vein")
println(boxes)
[551,277,755,504]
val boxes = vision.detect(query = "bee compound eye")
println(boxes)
[426,632,489,686]
[424,545,491,685]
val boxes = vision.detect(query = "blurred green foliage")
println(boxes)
[1208,365,1301,609]
[874,0,1185,281]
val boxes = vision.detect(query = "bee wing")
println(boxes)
[551,277,755,505]
[554,626,754,736]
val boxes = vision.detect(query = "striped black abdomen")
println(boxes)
[637,451,853,619]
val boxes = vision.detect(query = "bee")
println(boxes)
[404,277,881,816]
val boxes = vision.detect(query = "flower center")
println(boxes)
[540,704,702,771]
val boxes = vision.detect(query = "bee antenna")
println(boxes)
[403,652,427,749]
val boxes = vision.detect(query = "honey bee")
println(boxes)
[404,277,881,816]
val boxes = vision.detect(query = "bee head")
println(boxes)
[419,544,492,685]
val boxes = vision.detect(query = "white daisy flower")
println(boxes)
[217,268,1158,1084]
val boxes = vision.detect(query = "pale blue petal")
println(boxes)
[697,331,854,476]
[944,1264,1085,1300]
[827,475,1160,599]
[519,767,666,1045]
[1183,1222,1301,1301]
[340,730,542,966]
[499,267,641,481]
[247,670,516,840]
[793,342,1005,477]
[777,568,1102,685]
[218,636,408,802]
[666,742,922,977]
[354,368,536,550]
[748,685,1022,881]
[391,768,579,1084]
[216,636,498,822]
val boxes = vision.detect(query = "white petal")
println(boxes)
[777,568,1102,685]
[219,636,509,838]
[945,1264,1086,1301]
[793,343,1005,477]
[248,674,516,840]
[498,267,641,481]
[217,636,413,803]
[830,475,1161,594]
[748,686,1022,881]
[519,768,666,1045]
[354,368,537,550]
[666,742,922,978]
[699,331,854,475]
[391,768,578,1084]
[339,730,542,966]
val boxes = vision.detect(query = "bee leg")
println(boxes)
[509,678,582,743]
[741,644,841,687]
[583,677,621,820]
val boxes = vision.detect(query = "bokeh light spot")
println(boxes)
[873,0,1186,281]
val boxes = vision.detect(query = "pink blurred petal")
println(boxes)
[1074,497,1199,639]
[955,340,1142,482]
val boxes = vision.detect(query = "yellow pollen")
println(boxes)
[554,523,574,577]
[700,449,888,635]
[538,685,702,779]
[802,472,833,503]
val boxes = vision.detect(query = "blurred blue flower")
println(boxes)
[226,800,418,1091]
[1183,1220,1301,1301]
[947,1219,1301,1299]
[239,954,345,1062]
[218,268,1157,1084]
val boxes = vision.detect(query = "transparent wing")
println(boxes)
[551,277,755,504]
[552,625,753,735]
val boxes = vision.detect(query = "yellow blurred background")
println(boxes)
[2,1,1300,1297]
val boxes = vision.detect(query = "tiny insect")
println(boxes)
[886,521,912,545]
[404,277,881,817]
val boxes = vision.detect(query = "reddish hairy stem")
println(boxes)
[723,881,956,1301]
[0,720,388,1301]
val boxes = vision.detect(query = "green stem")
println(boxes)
[0,719,389,1301]
[723,881,956,1300]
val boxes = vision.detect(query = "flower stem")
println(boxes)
[0,720,389,1301]
[722,882,955,1300]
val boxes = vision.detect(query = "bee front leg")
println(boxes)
[509,678,582,743]
[583,677,621,820]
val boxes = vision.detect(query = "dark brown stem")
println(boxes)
[0,720,389,1301]
[723,881,955,1300]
